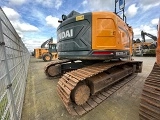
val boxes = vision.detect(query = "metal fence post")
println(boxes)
[18,39,28,119]
[0,18,18,120]
[21,42,27,79]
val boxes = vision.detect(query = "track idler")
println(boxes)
[44,59,70,77]
[46,64,61,77]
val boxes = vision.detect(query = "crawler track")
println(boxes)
[57,61,137,116]
[139,63,160,120]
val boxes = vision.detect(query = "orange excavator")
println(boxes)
[44,0,143,115]
[139,19,160,119]
[132,31,157,56]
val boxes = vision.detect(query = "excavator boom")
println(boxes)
[141,31,157,42]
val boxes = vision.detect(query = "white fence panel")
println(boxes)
[0,7,30,120]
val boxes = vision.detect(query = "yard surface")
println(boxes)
[21,57,155,120]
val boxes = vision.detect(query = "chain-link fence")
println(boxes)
[0,7,30,120]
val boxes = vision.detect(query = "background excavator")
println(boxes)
[132,31,157,56]
[139,18,160,119]
[44,0,143,115]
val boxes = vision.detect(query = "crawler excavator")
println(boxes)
[139,19,160,119]
[141,31,157,55]
[132,31,157,56]
[44,0,143,115]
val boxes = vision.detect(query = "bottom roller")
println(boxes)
[139,63,160,120]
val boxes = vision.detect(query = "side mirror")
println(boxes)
[119,0,125,10]
[58,20,62,23]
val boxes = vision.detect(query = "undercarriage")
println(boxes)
[44,59,142,115]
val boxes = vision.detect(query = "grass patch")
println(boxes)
[0,94,8,119]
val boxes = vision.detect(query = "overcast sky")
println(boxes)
[0,0,160,51]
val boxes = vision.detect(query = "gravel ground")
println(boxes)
[21,56,156,120]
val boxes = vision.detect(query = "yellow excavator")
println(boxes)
[139,19,160,119]
[44,0,143,115]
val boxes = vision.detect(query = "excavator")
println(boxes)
[139,19,160,119]
[132,31,157,56]
[44,0,143,115]
[141,30,157,49]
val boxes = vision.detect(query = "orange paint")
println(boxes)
[92,12,133,55]
[156,18,160,65]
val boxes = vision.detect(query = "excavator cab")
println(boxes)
[42,43,58,62]
[48,43,57,53]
